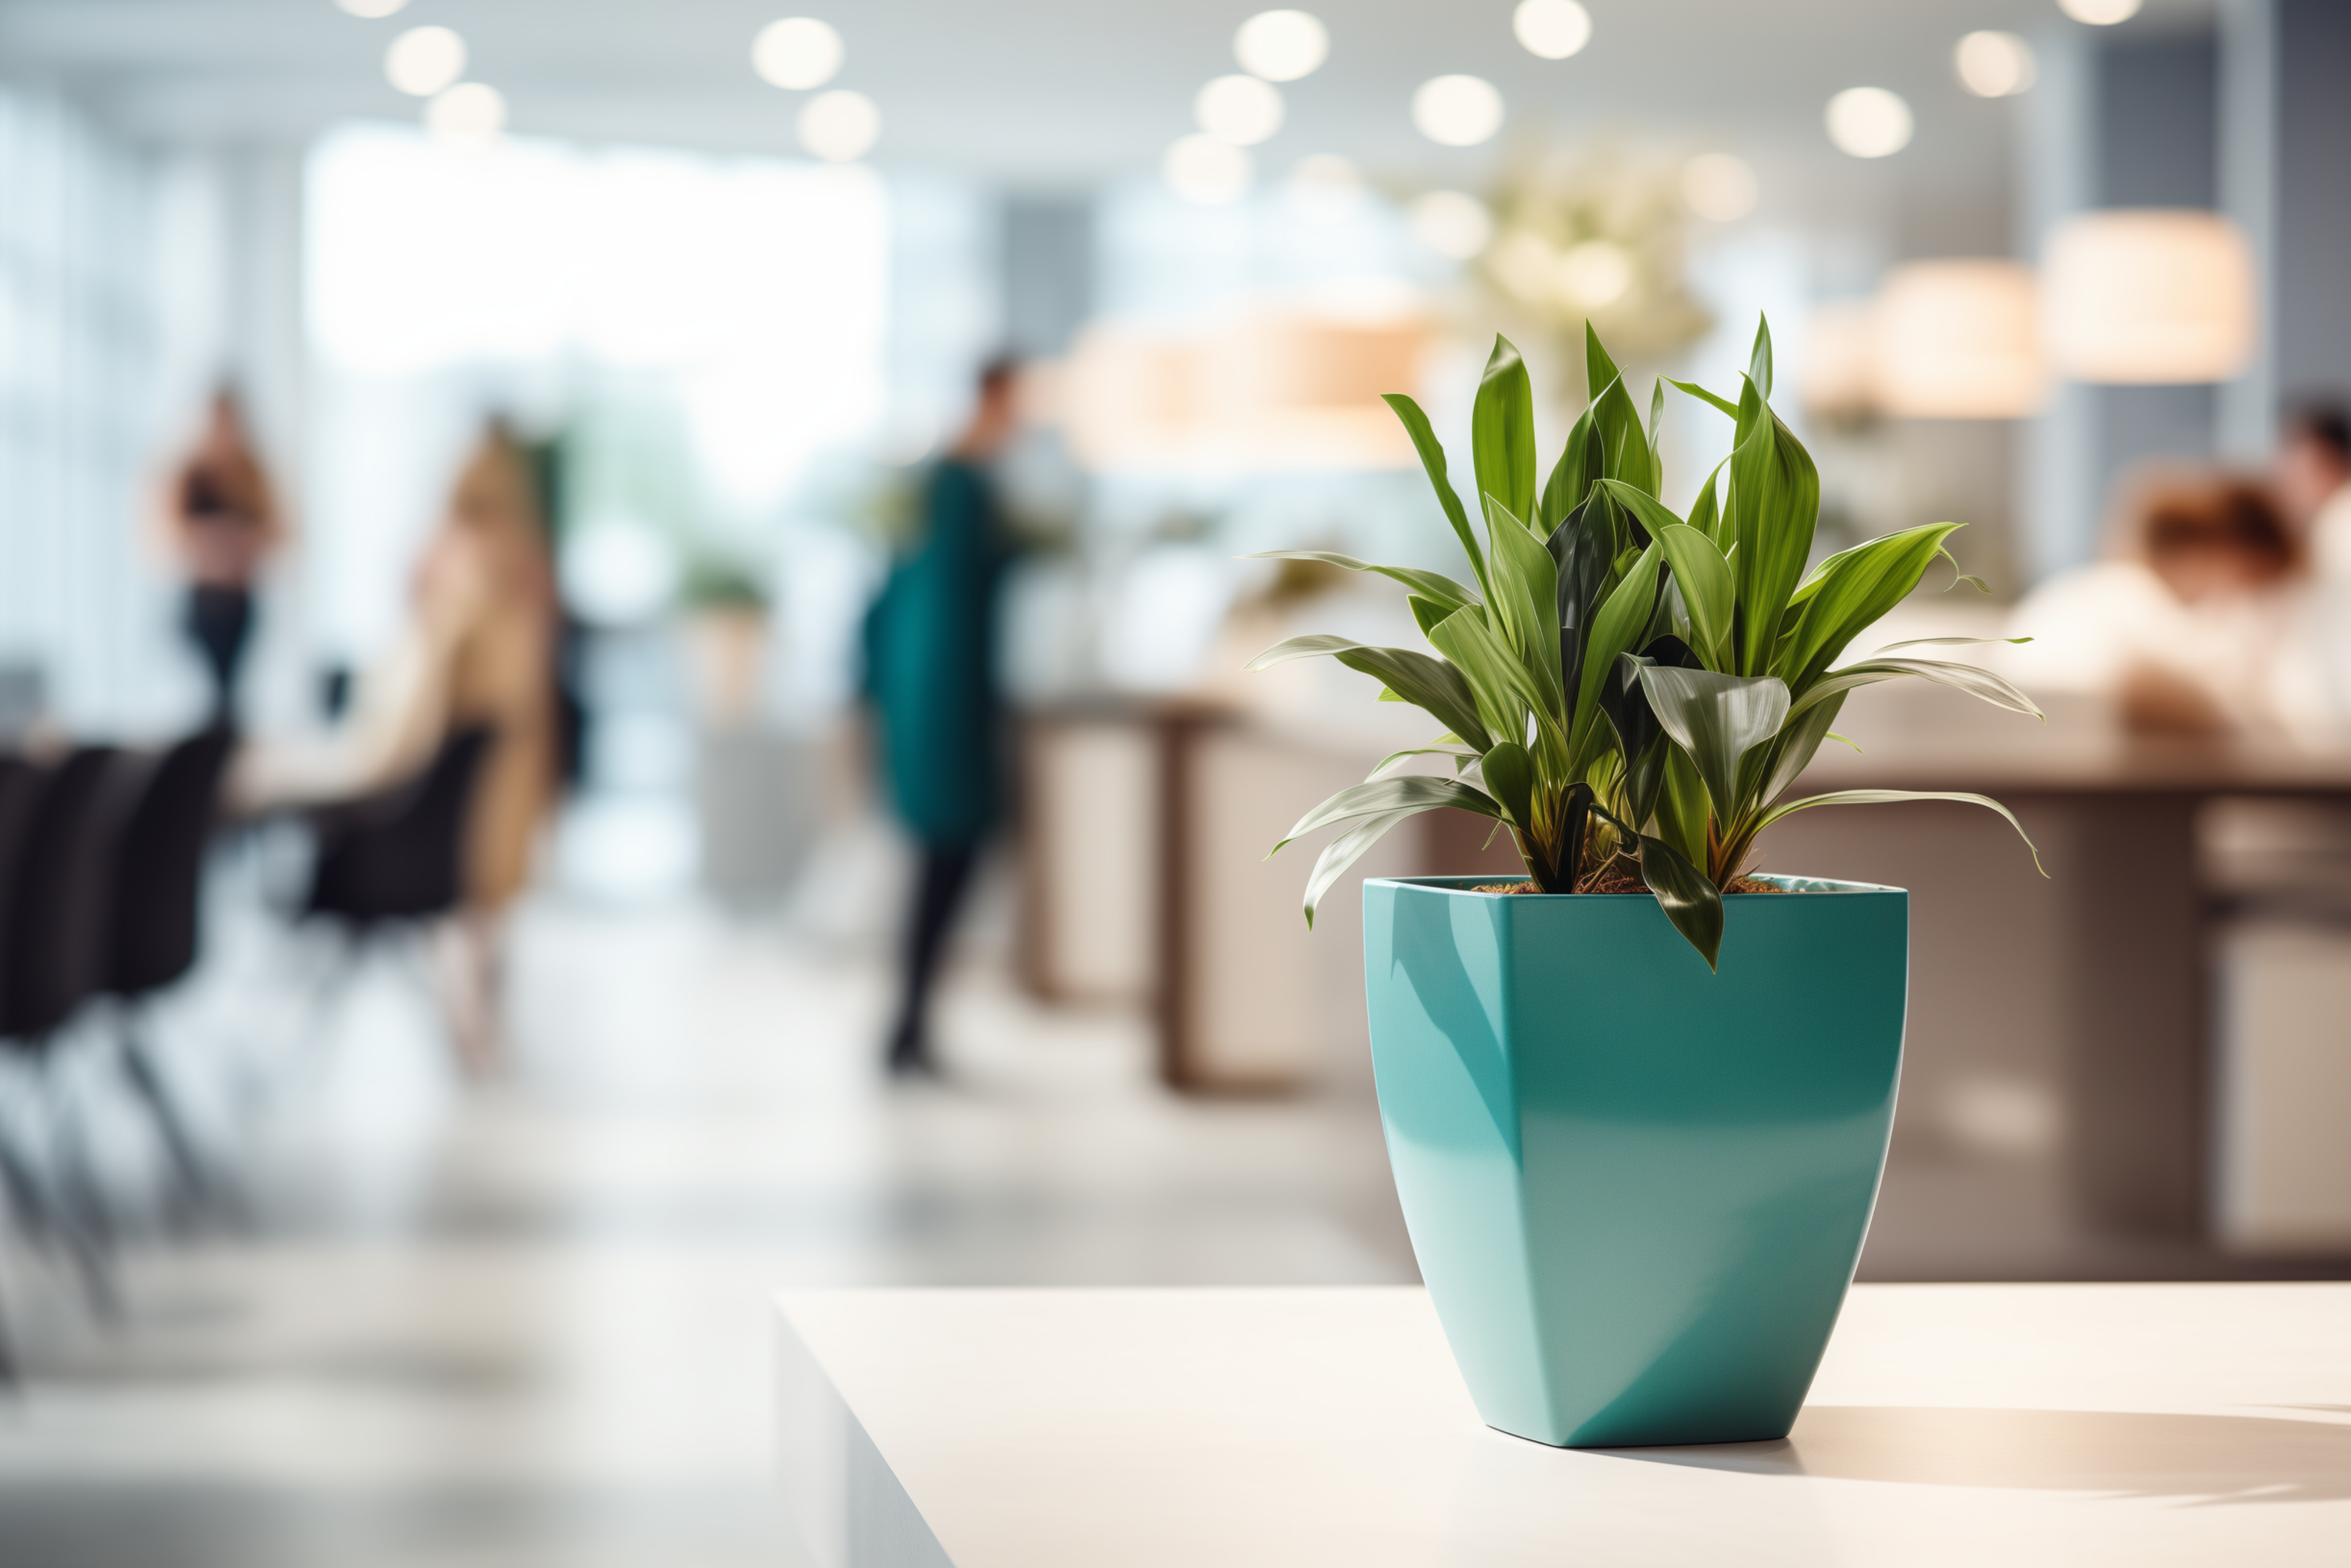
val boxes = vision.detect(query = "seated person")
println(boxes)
[2006,469,2326,738]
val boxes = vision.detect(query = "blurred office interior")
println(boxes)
[1,0,2349,1562]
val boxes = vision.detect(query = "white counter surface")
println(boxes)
[775,1283,2351,1567]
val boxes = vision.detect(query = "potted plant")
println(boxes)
[1255,321,2042,1447]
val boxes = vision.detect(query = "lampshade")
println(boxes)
[2041,210,2256,384]
[1871,259,2044,418]
[1060,308,1425,472]
[1799,299,1876,421]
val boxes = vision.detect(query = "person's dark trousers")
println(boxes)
[183,584,254,725]
[887,842,980,1075]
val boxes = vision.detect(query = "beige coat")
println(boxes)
[234,428,557,909]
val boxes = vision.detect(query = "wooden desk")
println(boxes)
[775,1284,2351,1567]
[1790,728,2351,1239]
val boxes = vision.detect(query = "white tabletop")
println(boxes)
[774,1283,2351,1567]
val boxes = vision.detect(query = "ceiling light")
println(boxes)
[2058,0,2143,24]
[1681,153,1758,222]
[1825,87,1913,158]
[336,0,410,17]
[386,25,465,96]
[1196,75,1285,146]
[1235,10,1328,81]
[1287,154,1364,223]
[1513,0,1592,60]
[425,81,506,148]
[1558,239,1632,308]
[1408,191,1492,259]
[799,90,879,161]
[754,17,844,91]
[1165,135,1252,205]
[1956,31,2036,97]
[1411,75,1504,148]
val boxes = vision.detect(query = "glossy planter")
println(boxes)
[1361,874,1907,1448]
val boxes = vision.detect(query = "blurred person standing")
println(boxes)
[2006,470,2323,736]
[862,360,1019,1078]
[234,421,558,1073]
[156,389,284,725]
[2275,401,2351,721]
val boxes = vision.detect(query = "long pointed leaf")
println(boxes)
[1429,603,1553,753]
[1638,665,1791,825]
[1776,522,1963,692]
[1479,740,1536,829]
[1472,336,1539,531]
[1273,774,1499,856]
[1570,541,1665,754]
[1788,658,2045,721]
[1302,808,1424,928]
[1668,378,1740,420]
[1246,634,1492,752]
[1484,493,1565,710]
[1747,315,1774,402]
[1759,789,2044,875]
[1726,390,1819,674]
[1382,393,1488,597]
[1541,406,1600,530]
[1636,832,1724,971]
[1242,550,1477,614]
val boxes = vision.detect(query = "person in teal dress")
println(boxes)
[862,360,1019,1076]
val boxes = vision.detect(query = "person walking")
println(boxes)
[158,390,284,725]
[863,360,1019,1077]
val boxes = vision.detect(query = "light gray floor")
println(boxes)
[0,884,1414,1566]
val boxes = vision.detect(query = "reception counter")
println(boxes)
[775,1284,2351,1566]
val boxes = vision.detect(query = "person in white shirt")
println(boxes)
[2007,468,2323,737]
[2275,402,2351,725]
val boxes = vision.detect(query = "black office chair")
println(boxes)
[305,726,493,929]
[292,727,495,1054]
[0,746,136,1315]
[0,756,51,1380]
[102,727,236,1224]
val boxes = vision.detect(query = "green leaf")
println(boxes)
[1775,522,1963,693]
[1479,740,1536,829]
[1407,594,1452,638]
[1472,336,1539,531]
[1747,315,1774,402]
[1640,513,1735,671]
[1585,319,1623,402]
[1725,388,1819,675]
[1787,657,2044,721]
[1758,789,2046,876]
[1242,550,1476,614]
[1272,774,1499,856]
[1655,739,1709,867]
[1301,809,1421,929]
[1540,406,1600,530]
[1873,635,2032,653]
[1570,541,1665,753]
[1368,744,1477,779]
[1756,689,1846,805]
[1636,832,1724,971]
[1637,665,1791,826]
[1429,604,1552,754]
[1686,456,1728,544]
[1589,373,1658,501]
[1667,378,1740,420]
[1484,494,1565,711]
[1382,393,1488,597]
[1246,634,1492,752]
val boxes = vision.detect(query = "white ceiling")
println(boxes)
[0,0,2216,185]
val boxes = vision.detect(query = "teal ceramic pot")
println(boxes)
[1361,874,1907,1448]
